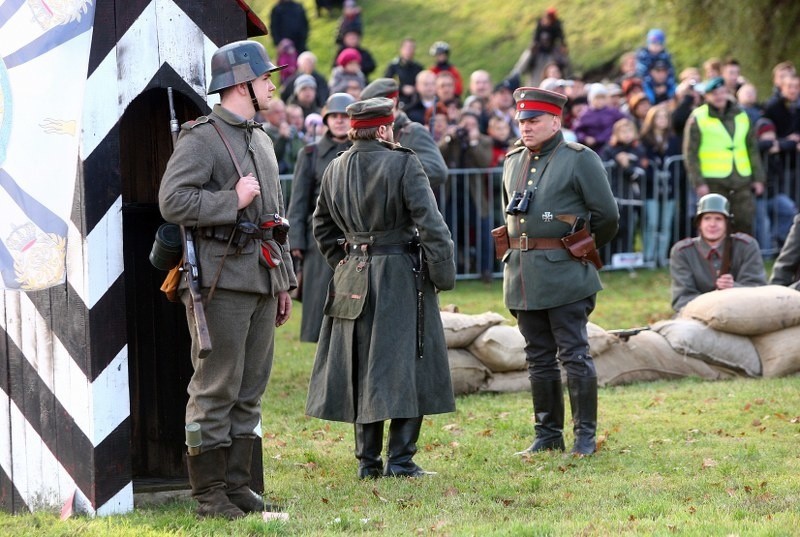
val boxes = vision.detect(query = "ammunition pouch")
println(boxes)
[491,225,510,260]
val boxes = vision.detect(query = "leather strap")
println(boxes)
[346,243,413,256]
[509,236,565,251]
[209,120,245,178]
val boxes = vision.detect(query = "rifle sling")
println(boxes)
[720,234,733,276]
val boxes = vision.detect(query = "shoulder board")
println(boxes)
[731,232,755,244]
[675,237,695,250]
[565,141,585,152]
[304,144,317,155]
[182,116,211,130]
[506,144,526,157]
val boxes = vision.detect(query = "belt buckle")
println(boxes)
[520,235,529,251]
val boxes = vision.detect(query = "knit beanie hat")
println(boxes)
[336,47,362,67]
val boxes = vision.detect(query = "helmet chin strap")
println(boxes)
[246,81,261,113]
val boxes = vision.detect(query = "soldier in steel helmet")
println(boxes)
[159,40,296,519]
[501,87,618,457]
[287,92,355,342]
[305,97,456,479]
[670,193,766,312]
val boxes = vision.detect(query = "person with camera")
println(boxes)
[499,87,618,456]
[159,41,296,519]
[305,97,456,479]
[438,110,494,280]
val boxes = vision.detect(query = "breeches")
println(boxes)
[182,288,277,449]
[514,295,597,381]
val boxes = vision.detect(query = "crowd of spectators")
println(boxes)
[263,1,800,274]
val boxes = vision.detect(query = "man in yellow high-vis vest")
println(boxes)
[683,76,765,235]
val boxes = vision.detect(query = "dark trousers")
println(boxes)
[514,295,597,381]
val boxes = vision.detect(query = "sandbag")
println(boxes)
[468,325,527,372]
[652,319,761,377]
[441,311,507,348]
[751,325,800,378]
[448,348,491,395]
[679,285,800,336]
[593,329,733,386]
[588,321,616,356]
[481,370,530,393]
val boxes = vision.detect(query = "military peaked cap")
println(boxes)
[346,97,395,128]
[360,78,400,100]
[513,87,567,120]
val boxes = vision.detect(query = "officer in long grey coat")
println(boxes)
[500,87,618,456]
[306,97,456,479]
[159,41,295,519]
[288,92,355,342]
[769,213,800,290]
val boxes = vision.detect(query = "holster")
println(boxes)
[561,226,603,270]
[491,225,510,260]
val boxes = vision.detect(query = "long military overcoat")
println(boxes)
[287,133,351,342]
[159,104,296,295]
[393,111,448,189]
[306,139,456,423]
[501,131,619,311]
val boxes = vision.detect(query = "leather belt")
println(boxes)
[201,225,275,241]
[509,236,565,251]
[348,243,413,256]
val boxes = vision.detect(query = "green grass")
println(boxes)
[3,270,799,535]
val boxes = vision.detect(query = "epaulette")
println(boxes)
[182,116,211,130]
[304,144,316,155]
[506,144,526,157]
[674,237,695,251]
[565,141,585,152]
[731,232,755,244]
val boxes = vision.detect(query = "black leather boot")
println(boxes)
[516,379,566,454]
[568,376,598,456]
[384,417,434,477]
[225,436,269,513]
[187,448,245,519]
[355,421,384,479]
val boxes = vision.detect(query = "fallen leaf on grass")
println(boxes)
[688,506,696,514]
[701,458,717,469]
[478,429,493,437]
[372,488,388,503]
[743,403,752,411]
[443,487,459,497]
[726,488,737,496]
[751,419,762,427]
[321,497,329,504]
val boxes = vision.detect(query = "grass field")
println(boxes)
[3,269,799,536]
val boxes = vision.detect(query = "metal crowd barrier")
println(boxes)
[279,151,800,280]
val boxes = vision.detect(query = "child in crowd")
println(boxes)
[635,29,676,102]
[329,47,366,94]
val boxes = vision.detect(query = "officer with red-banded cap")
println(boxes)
[306,97,456,479]
[360,77,448,187]
[500,86,618,456]
[159,40,296,519]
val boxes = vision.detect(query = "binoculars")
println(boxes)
[506,189,533,215]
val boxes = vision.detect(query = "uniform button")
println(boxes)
[534,156,540,160]
[531,168,537,173]
[527,180,533,185]
[520,218,526,223]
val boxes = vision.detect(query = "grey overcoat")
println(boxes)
[306,139,456,423]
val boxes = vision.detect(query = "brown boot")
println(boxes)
[187,448,245,519]
[226,437,266,513]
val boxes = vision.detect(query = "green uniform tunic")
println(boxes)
[306,139,456,423]
[501,132,619,311]
[669,233,767,311]
[393,110,448,188]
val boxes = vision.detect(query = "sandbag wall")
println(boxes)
[442,286,800,396]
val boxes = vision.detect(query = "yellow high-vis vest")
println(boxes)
[694,104,752,178]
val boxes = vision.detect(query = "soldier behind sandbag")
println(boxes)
[500,87,619,457]
[670,193,766,312]
[159,40,296,519]
[288,92,355,342]
[306,97,456,479]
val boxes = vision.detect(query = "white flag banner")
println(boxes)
[0,0,96,290]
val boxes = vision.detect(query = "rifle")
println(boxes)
[607,326,650,342]
[167,86,212,358]
[410,235,426,360]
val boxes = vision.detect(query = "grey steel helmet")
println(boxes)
[207,40,286,95]
[695,193,731,222]
[323,93,356,126]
